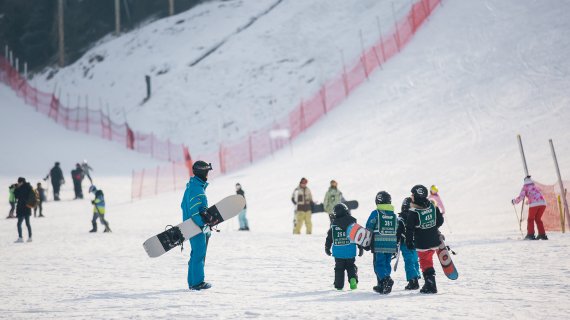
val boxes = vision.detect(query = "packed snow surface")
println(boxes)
[2,0,570,319]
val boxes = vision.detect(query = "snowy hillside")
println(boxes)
[36,0,412,153]
[2,0,570,319]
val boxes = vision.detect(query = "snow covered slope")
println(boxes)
[2,0,570,319]
[36,0,412,153]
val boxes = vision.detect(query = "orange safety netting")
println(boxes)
[533,181,570,232]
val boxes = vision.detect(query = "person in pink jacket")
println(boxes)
[428,185,445,214]
[512,176,548,240]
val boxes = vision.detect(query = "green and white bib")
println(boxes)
[411,203,437,230]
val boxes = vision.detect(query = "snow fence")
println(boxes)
[534,182,570,232]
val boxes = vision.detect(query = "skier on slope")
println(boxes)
[71,163,85,199]
[365,191,400,294]
[512,176,548,240]
[397,197,421,290]
[181,161,214,291]
[324,203,363,290]
[405,185,444,294]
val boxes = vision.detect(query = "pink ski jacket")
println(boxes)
[428,193,445,214]
[513,179,546,207]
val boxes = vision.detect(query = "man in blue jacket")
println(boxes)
[181,160,213,291]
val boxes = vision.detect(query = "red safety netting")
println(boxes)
[1,0,441,200]
[534,181,570,232]
[0,56,186,163]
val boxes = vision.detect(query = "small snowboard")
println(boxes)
[143,194,245,258]
[437,233,458,280]
[311,200,359,214]
[346,222,372,248]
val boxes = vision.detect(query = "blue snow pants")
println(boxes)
[401,244,421,280]
[238,209,249,229]
[373,252,392,280]
[188,232,207,287]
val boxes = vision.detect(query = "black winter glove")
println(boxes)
[358,246,364,257]
[406,238,415,250]
[325,247,331,256]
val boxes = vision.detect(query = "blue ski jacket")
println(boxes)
[181,176,209,228]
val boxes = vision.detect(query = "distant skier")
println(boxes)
[428,185,445,214]
[71,163,85,199]
[366,191,400,294]
[512,176,548,240]
[405,185,444,294]
[14,177,34,243]
[291,177,313,234]
[325,203,363,290]
[235,183,249,231]
[181,161,214,290]
[34,182,45,218]
[81,160,94,184]
[89,185,111,233]
[7,184,16,219]
[397,197,421,290]
[45,162,64,201]
[323,180,345,223]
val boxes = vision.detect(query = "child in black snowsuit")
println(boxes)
[325,203,364,290]
[405,185,444,294]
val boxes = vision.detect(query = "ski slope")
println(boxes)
[2,0,570,319]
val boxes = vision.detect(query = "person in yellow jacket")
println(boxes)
[89,186,111,233]
[291,177,313,234]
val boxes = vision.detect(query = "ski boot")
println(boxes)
[420,268,437,294]
[89,229,97,233]
[104,226,112,233]
[373,278,385,294]
[190,282,212,291]
[536,234,548,240]
[382,276,394,294]
[405,278,420,290]
[14,237,24,243]
[524,234,537,240]
[349,278,358,290]
[27,238,33,242]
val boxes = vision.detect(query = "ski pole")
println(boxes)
[445,214,453,234]
[512,204,523,237]
[519,201,525,232]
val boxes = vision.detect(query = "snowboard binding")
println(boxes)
[164,225,185,251]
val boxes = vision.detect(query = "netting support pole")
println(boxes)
[549,139,570,229]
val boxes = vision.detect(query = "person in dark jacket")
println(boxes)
[325,203,363,290]
[405,185,444,294]
[34,182,46,218]
[235,183,249,231]
[397,197,421,290]
[14,177,33,243]
[45,162,64,201]
[71,163,85,199]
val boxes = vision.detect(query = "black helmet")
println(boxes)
[401,197,412,212]
[411,185,429,207]
[192,161,212,181]
[375,191,391,205]
[332,203,350,218]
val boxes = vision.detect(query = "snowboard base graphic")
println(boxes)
[437,233,458,280]
[143,195,245,258]
[346,222,372,248]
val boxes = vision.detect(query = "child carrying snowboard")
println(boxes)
[397,197,421,290]
[89,186,111,233]
[365,191,400,294]
[325,203,363,290]
[405,185,444,294]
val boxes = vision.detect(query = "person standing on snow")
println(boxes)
[397,197,421,290]
[291,177,313,234]
[81,160,94,184]
[235,183,249,231]
[14,177,33,243]
[181,161,214,291]
[512,176,548,240]
[405,185,444,294]
[366,191,400,294]
[428,185,445,214]
[34,182,46,218]
[45,162,64,201]
[7,184,17,219]
[71,163,85,199]
[323,180,345,223]
[89,186,111,233]
[325,203,363,290]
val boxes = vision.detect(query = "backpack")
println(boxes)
[26,189,39,209]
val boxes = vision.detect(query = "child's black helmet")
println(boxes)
[332,203,350,218]
[401,197,412,212]
[192,161,212,180]
[375,191,391,205]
